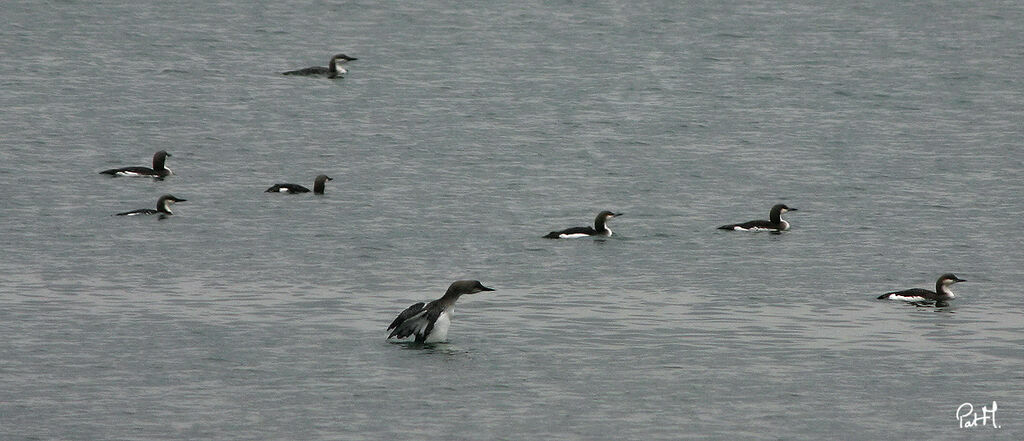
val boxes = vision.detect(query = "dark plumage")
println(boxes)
[387,302,426,332]
[99,150,173,178]
[116,194,186,216]
[387,280,494,343]
[718,204,797,232]
[543,211,621,239]
[282,54,357,78]
[265,183,310,194]
[265,175,333,194]
[877,273,966,302]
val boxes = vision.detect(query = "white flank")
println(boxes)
[559,233,590,239]
[887,294,927,302]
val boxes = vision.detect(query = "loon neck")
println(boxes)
[770,210,782,224]
[437,292,464,309]
[327,59,348,77]
[593,216,611,235]
[157,200,173,214]
[313,176,329,194]
[153,153,167,171]
[935,281,955,299]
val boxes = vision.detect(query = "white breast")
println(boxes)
[938,285,955,299]
[424,310,452,343]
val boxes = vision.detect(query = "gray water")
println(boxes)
[2,0,1023,439]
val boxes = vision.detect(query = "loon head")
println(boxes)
[157,194,187,213]
[444,280,495,297]
[332,54,358,63]
[939,273,966,286]
[769,204,796,225]
[772,204,796,215]
[592,211,621,234]
[936,273,965,299]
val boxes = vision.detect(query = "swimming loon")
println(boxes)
[387,280,494,343]
[718,204,797,232]
[877,273,966,303]
[265,174,333,194]
[543,211,622,238]
[282,54,357,78]
[99,150,173,178]
[116,194,186,216]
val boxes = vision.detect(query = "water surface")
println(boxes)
[2,0,1023,439]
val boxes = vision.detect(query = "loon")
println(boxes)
[265,174,333,194]
[387,280,495,343]
[116,194,186,216]
[718,204,797,232]
[99,150,173,178]
[543,211,622,239]
[282,54,357,78]
[877,273,966,303]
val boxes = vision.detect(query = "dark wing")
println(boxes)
[878,288,933,300]
[387,302,443,342]
[100,166,156,176]
[718,219,774,230]
[282,66,329,76]
[265,184,311,193]
[543,226,595,238]
[387,302,425,331]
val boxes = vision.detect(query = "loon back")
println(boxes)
[265,183,311,194]
[282,66,332,76]
[543,211,620,239]
[282,54,356,78]
[718,204,796,231]
[99,150,172,178]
